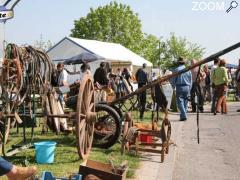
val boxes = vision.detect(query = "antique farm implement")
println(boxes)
[91,42,240,162]
[108,42,240,162]
[0,43,96,160]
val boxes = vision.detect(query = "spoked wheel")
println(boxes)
[161,119,171,162]
[0,54,23,155]
[76,74,96,160]
[121,115,133,154]
[0,110,11,155]
[93,104,121,149]
[163,119,171,153]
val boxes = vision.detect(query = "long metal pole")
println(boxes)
[3,0,11,6]
[10,0,21,10]
[108,42,240,105]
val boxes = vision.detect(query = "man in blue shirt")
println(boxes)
[170,57,192,121]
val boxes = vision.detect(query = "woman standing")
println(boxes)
[122,68,133,92]
[212,59,229,114]
[203,64,212,102]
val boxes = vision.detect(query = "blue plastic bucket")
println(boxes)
[34,141,57,164]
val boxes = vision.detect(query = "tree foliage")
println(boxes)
[70,2,204,69]
[71,1,143,54]
[160,33,205,69]
[139,34,160,65]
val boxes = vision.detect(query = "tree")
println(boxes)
[161,33,205,69]
[70,2,204,69]
[139,34,160,65]
[71,1,143,54]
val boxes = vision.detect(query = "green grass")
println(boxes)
[227,93,238,102]
[3,125,140,179]
[2,92,162,179]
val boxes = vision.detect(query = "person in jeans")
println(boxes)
[0,157,37,180]
[56,62,69,108]
[170,57,192,121]
[135,63,148,120]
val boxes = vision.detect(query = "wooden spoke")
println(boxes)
[89,103,94,111]
[80,123,86,153]
[81,98,87,113]
[78,118,86,130]
[76,74,95,160]
[80,113,86,118]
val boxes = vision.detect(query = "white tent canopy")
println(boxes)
[47,37,152,67]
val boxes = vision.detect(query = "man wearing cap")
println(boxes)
[170,57,192,121]
[135,63,148,120]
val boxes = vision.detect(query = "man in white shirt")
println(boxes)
[55,62,72,132]
[56,63,69,109]
[57,63,68,87]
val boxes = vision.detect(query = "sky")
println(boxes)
[0,0,240,64]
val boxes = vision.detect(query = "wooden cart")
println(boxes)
[0,44,95,160]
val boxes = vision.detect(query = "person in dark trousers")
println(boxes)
[0,157,37,179]
[203,64,212,102]
[190,59,205,113]
[211,58,220,113]
[135,63,148,120]
[94,62,109,86]
[170,57,192,121]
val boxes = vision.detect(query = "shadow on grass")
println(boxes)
[4,156,34,166]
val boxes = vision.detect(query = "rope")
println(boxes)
[1,43,53,114]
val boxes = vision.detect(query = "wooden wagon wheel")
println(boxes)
[121,114,134,154]
[76,74,96,160]
[165,120,171,154]
[121,120,130,154]
[160,118,171,162]
[0,58,23,154]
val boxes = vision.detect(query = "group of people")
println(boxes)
[93,62,151,120]
[171,57,236,121]
[94,62,134,99]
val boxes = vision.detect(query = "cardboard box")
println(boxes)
[79,160,127,180]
